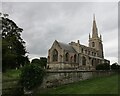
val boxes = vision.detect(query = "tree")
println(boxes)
[1,13,28,71]
[19,63,45,93]
[40,57,47,68]
[31,57,47,68]
[31,58,40,64]
[111,63,120,70]
[96,63,110,70]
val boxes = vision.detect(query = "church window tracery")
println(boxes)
[82,56,86,65]
[65,53,69,61]
[88,51,90,55]
[52,49,58,62]
[74,54,77,63]
[92,42,95,47]
[81,48,83,53]
[92,59,94,66]
[70,56,73,63]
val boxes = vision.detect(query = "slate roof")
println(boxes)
[58,42,77,53]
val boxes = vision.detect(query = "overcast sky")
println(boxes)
[2,2,118,64]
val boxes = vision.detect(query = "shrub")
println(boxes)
[19,63,45,91]
[96,63,110,70]
[111,63,120,70]
[111,63,117,70]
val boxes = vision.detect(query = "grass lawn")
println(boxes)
[3,69,21,81]
[2,69,21,90]
[2,69,23,95]
[35,74,119,95]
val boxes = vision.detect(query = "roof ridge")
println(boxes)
[58,41,77,53]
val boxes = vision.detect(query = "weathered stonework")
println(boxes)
[40,70,114,88]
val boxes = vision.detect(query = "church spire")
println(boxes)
[92,14,98,38]
[89,15,104,58]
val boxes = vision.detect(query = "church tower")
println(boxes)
[89,15,104,58]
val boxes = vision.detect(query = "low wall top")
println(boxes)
[46,70,114,73]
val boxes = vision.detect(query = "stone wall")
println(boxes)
[41,70,114,88]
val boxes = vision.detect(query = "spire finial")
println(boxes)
[92,14,98,38]
[93,14,95,21]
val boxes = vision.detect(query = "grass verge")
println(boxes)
[35,73,119,95]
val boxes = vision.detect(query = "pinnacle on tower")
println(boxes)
[89,33,91,39]
[100,34,102,40]
[92,14,98,38]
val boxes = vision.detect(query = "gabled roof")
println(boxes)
[58,41,77,53]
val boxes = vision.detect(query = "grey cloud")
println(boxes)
[2,2,118,63]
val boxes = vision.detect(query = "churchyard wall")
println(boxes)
[41,70,114,88]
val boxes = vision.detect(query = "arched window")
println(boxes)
[94,53,96,56]
[70,56,73,63]
[82,56,86,65]
[92,52,94,56]
[52,49,58,62]
[99,42,102,49]
[88,51,90,55]
[74,54,76,63]
[81,48,83,53]
[92,59,94,66]
[65,53,69,61]
[92,42,95,47]
[48,56,50,62]
[85,50,87,54]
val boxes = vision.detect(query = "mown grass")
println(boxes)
[35,74,119,95]
[2,69,21,90]
[3,69,21,81]
[2,69,23,95]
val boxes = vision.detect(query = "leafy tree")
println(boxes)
[1,13,28,71]
[31,58,40,64]
[96,63,110,70]
[19,63,45,92]
[31,57,47,68]
[40,57,47,68]
[111,63,120,70]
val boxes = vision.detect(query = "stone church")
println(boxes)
[47,16,110,70]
